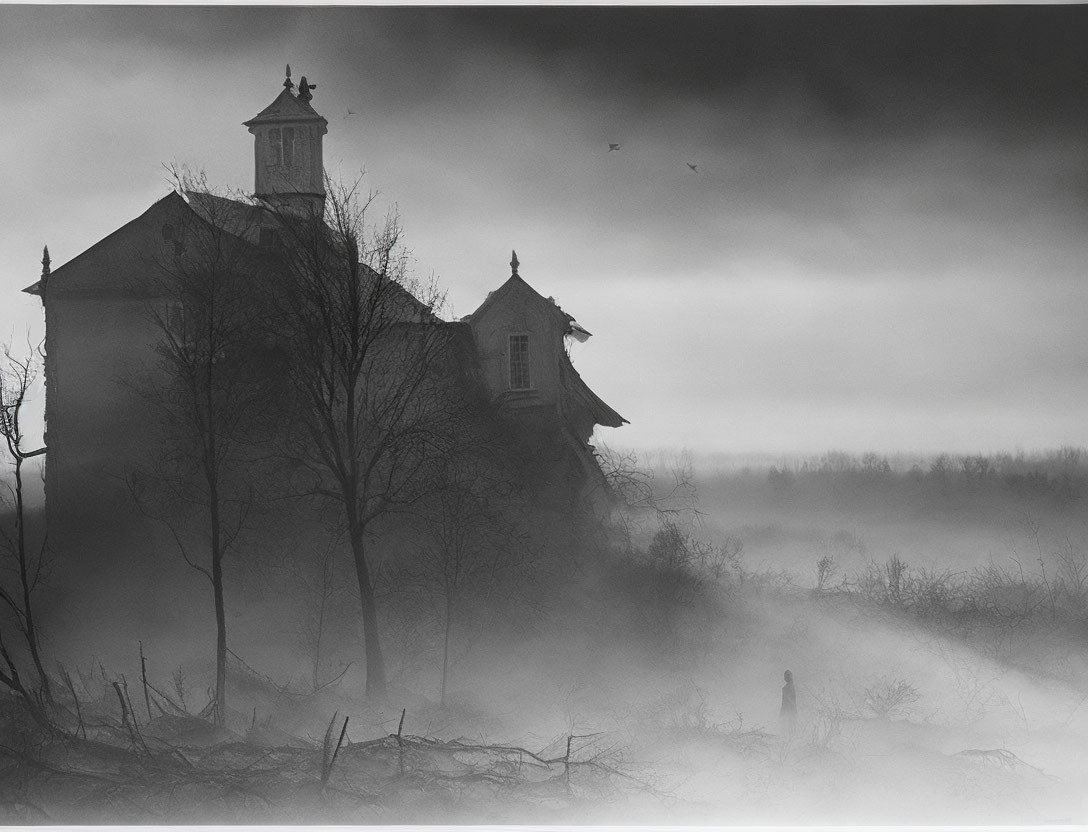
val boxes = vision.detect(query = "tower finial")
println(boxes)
[284,64,294,90]
[41,245,50,277]
[510,250,519,276]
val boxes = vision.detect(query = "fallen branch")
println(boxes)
[112,679,150,757]
[58,664,86,740]
[139,643,152,723]
[954,747,1057,779]
[340,729,667,801]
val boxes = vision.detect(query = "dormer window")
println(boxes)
[268,127,296,166]
[509,334,531,390]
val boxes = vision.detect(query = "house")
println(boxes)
[461,253,626,500]
[23,68,626,564]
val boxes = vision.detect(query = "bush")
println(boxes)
[861,676,921,720]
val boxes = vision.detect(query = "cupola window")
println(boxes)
[268,127,296,166]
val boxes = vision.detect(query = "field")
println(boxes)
[1,448,1087,824]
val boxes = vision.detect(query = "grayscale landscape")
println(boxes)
[0,5,1086,827]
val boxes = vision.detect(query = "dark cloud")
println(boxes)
[442,6,1088,128]
[0,5,300,57]
[3,5,1088,453]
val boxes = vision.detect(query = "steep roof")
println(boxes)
[465,273,576,332]
[185,191,270,244]
[189,192,440,323]
[21,189,439,321]
[560,352,628,428]
[243,86,327,127]
[23,191,196,295]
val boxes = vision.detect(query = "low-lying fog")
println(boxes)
[7,447,1088,824]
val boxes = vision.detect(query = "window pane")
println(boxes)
[509,334,531,390]
[283,127,295,167]
[269,128,282,165]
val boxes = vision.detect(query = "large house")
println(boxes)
[24,69,627,588]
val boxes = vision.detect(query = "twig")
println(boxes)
[311,661,353,694]
[139,642,153,724]
[565,733,573,789]
[59,665,86,740]
[348,730,668,802]
[144,679,188,717]
[198,687,216,720]
[332,715,349,771]
[227,647,306,699]
[397,707,406,776]
[112,681,130,730]
[143,678,188,717]
[322,714,349,786]
[321,710,339,775]
[111,680,148,756]
[954,747,1058,780]
[121,675,151,755]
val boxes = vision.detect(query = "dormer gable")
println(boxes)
[463,252,626,434]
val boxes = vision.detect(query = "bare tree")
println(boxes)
[596,444,702,543]
[269,175,458,701]
[408,458,536,705]
[0,342,53,725]
[127,170,278,726]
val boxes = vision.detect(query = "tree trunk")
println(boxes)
[205,354,227,728]
[14,458,52,706]
[349,526,386,700]
[209,475,227,727]
[311,553,330,693]
[212,546,227,727]
[440,592,453,706]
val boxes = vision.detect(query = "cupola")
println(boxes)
[243,65,328,216]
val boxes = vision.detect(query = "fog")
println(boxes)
[2,5,1088,825]
[1,445,1084,824]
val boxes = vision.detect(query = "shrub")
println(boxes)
[861,676,921,720]
[815,554,836,592]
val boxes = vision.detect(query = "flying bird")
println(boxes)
[686,162,698,173]
[343,109,357,121]
[608,143,621,152]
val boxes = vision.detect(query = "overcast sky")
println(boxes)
[2,5,1087,456]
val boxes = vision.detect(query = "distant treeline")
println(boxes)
[700,447,1087,476]
[753,448,1087,506]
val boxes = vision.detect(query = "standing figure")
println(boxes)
[780,669,797,736]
